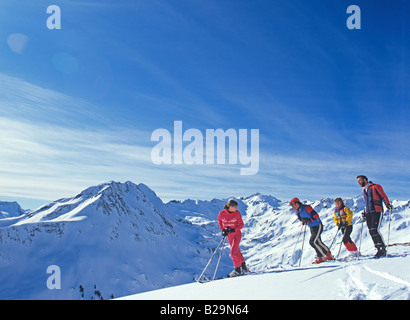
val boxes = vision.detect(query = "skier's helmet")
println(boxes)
[289,197,300,205]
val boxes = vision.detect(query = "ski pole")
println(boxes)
[336,228,345,259]
[328,227,340,251]
[386,206,392,256]
[358,212,365,254]
[197,235,226,282]
[291,223,304,260]
[212,236,227,280]
[299,224,307,267]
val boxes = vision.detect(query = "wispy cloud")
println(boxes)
[1,72,408,209]
[0,115,153,199]
[0,74,259,206]
[0,74,155,204]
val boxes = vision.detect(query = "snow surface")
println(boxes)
[119,250,410,300]
[0,181,409,300]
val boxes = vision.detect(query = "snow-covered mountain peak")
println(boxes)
[13,181,168,226]
[243,193,282,209]
[0,201,25,218]
[70,180,162,205]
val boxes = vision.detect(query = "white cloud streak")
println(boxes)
[1,73,408,208]
[0,74,156,203]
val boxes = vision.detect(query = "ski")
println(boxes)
[278,254,365,270]
[196,271,258,284]
[279,263,341,271]
[196,277,225,284]
[388,242,410,247]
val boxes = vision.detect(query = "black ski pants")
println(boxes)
[341,225,354,244]
[366,211,385,250]
[309,224,330,257]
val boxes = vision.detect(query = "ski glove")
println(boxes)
[339,220,348,228]
[301,218,310,226]
[386,204,393,211]
[222,227,235,236]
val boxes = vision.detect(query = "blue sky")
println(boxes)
[0,0,409,209]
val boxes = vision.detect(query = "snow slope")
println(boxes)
[119,249,410,300]
[0,181,409,300]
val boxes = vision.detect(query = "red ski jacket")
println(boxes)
[218,209,244,233]
[362,182,390,214]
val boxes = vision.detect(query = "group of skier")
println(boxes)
[217,175,392,277]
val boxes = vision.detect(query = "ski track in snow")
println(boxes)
[339,257,410,300]
[363,266,410,287]
[279,249,410,300]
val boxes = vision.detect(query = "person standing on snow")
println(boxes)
[357,175,392,258]
[290,197,334,264]
[218,199,248,277]
[334,198,358,257]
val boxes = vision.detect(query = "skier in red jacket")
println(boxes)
[218,199,248,277]
[357,175,392,258]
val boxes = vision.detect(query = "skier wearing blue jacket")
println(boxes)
[290,197,334,264]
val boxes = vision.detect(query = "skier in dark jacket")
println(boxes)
[290,197,334,264]
[357,175,392,258]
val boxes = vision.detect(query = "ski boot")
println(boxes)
[312,256,326,264]
[227,267,242,278]
[374,246,387,258]
[240,262,249,274]
[325,251,335,261]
